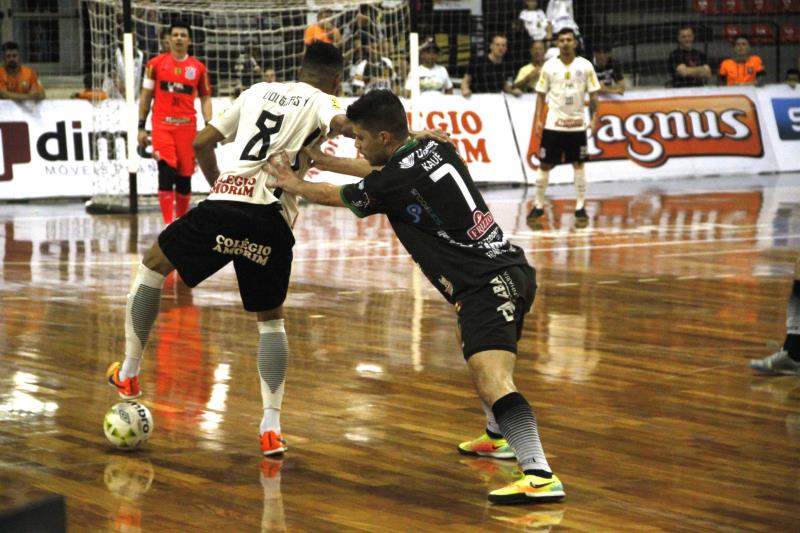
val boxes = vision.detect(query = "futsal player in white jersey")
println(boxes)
[528,27,600,222]
[105,42,350,457]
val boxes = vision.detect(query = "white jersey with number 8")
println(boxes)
[208,81,342,226]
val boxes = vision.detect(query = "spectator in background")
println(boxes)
[304,9,342,48]
[462,34,518,97]
[160,27,171,53]
[545,14,581,61]
[404,39,453,96]
[234,45,263,95]
[547,0,574,21]
[513,40,546,93]
[668,26,711,87]
[0,41,45,101]
[263,67,276,83]
[519,0,551,42]
[72,72,108,101]
[718,36,765,86]
[106,34,145,99]
[352,44,399,95]
[787,68,800,89]
[593,43,625,95]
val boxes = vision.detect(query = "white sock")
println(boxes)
[258,319,289,435]
[535,168,550,209]
[121,264,165,380]
[574,166,586,210]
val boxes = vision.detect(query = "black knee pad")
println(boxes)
[157,161,178,191]
[175,176,192,194]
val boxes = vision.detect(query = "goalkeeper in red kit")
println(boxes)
[138,21,212,224]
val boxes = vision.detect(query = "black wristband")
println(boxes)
[138,119,146,129]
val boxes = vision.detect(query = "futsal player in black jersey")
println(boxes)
[266,89,564,504]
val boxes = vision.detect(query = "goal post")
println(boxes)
[82,0,411,215]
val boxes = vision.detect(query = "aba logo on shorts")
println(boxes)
[0,122,32,182]
[213,235,271,265]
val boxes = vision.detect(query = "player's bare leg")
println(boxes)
[107,242,174,399]
[572,162,588,220]
[256,305,290,456]
[467,350,565,503]
[157,161,178,224]
[528,162,553,219]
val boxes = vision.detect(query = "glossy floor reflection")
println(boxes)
[1,173,799,531]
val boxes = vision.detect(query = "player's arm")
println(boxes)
[137,87,154,146]
[265,153,345,207]
[533,91,546,134]
[588,91,599,135]
[199,95,212,124]
[301,143,378,178]
[193,125,225,187]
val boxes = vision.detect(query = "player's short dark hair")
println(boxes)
[787,68,800,78]
[677,25,694,35]
[556,28,576,39]
[168,21,192,38]
[302,41,343,78]
[2,41,20,53]
[346,89,408,139]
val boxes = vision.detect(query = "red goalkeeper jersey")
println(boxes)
[144,53,211,122]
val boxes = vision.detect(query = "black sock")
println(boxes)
[486,428,503,440]
[784,334,800,361]
[523,469,552,478]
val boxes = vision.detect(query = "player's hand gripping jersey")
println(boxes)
[340,139,528,303]
[208,82,343,226]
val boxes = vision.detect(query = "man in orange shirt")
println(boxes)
[138,22,212,224]
[303,9,342,48]
[0,41,45,101]
[719,36,765,86]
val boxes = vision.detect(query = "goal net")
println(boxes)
[82,0,410,214]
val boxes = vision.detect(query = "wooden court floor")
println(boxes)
[1,174,799,532]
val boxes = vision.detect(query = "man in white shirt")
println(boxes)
[528,28,600,222]
[404,39,453,96]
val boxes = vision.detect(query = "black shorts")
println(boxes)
[158,200,294,312]
[457,264,537,359]
[539,129,588,166]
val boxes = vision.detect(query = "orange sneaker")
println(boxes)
[260,431,287,457]
[106,362,141,400]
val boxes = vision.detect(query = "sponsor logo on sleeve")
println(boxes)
[467,210,495,240]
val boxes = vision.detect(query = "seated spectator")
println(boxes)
[72,73,108,101]
[513,40,546,93]
[262,67,276,83]
[462,34,517,97]
[352,44,399,95]
[668,26,711,87]
[593,43,625,95]
[718,36,765,86]
[304,9,342,48]
[519,0,551,42]
[0,41,45,101]
[787,68,799,89]
[234,45,263,94]
[405,39,453,96]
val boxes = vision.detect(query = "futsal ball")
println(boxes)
[103,401,153,450]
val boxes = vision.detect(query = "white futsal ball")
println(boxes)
[103,401,154,450]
